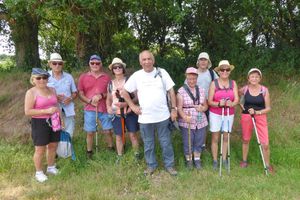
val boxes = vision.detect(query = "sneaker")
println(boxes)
[186,160,193,169]
[144,167,156,176]
[47,166,59,175]
[222,160,228,169]
[87,151,93,159]
[166,167,178,176]
[194,160,202,170]
[267,165,275,175]
[213,160,218,170]
[240,161,248,168]
[116,155,122,164]
[35,172,48,183]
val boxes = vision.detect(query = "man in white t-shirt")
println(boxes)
[123,50,178,176]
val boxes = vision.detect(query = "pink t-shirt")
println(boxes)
[78,72,111,112]
[209,80,236,115]
[32,95,58,119]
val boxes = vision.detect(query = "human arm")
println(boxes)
[168,87,177,121]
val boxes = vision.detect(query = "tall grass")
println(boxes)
[0,71,300,200]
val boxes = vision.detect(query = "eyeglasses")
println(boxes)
[51,62,63,66]
[220,68,231,72]
[90,62,101,65]
[35,76,48,80]
[112,65,123,70]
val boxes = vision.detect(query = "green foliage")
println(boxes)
[0,55,15,71]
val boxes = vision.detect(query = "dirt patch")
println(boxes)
[0,185,26,200]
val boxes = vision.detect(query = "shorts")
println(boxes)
[31,118,60,146]
[240,114,269,145]
[209,111,234,133]
[112,112,139,136]
[84,110,113,132]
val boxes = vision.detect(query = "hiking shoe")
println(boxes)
[47,166,59,175]
[186,160,193,169]
[267,165,275,175]
[240,161,248,168]
[134,152,142,161]
[116,155,123,164]
[144,167,156,176]
[35,172,48,183]
[222,160,228,169]
[166,167,178,176]
[213,160,218,170]
[194,160,202,170]
[87,151,93,159]
[201,144,206,151]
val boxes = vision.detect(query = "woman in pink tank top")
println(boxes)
[208,60,239,170]
[24,68,61,183]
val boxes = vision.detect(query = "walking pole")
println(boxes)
[95,104,99,153]
[116,90,126,146]
[188,112,192,162]
[227,107,231,174]
[219,107,225,177]
[251,115,268,175]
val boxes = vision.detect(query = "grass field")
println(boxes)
[0,70,299,200]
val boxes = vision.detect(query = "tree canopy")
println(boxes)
[0,0,299,75]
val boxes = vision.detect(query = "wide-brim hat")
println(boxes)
[185,67,198,75]
[108,57,126,70]
[214,60,235,72]
[197,52,212,68]
[48,53,64,63]
[248,68,262,78]
[31,68,50,77]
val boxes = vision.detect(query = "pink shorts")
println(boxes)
[240,114,269,145]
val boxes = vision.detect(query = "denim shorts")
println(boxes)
[84,110,113,132]
[112,112,139,135]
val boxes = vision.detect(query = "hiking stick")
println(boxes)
[188,112,192,162]
[116,89,126,146]
[95,105,99,153]
[219,107,225,177]
[251,115,268,175]
[227,107,231,174]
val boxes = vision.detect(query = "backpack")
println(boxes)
[209,68,215,81]
[214,79,233,91]
[183,84,200,105]
[154,67,171,112]
[242,85,266,96]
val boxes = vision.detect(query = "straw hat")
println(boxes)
[48,53,64,63]
[214,60,235,72]
[108,57,126,70]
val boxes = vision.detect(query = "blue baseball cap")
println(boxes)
[89,54,101,61]
[31,68,50,77]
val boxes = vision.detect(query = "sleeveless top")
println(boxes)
[242,87,266,114]
[178,86,208,129]
[32,95,58,119]
[209,79,235,115]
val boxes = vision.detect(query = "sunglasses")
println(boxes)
[35,76,48,80]
[220,68,231,72]
[90,62,101,65]
[112,65,123,70]
[51,62,63,66]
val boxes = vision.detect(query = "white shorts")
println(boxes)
[209,111,234,133]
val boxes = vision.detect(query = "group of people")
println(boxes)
[24,50,273,183]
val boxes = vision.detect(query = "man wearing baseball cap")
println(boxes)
[78,54,114,159]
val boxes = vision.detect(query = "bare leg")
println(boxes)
[211,132,220,161]
[104,130,114,148]
[116,135,123,155]
[262,144,270,166]
[242,140,250,161]
[222,133,228,160]
[47,142,58,166]
[129,132,139,151]
[33,146,46,171]
[86,132,95,151]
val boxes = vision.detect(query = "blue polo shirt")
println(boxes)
[47,71,77,117]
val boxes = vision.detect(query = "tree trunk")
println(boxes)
[10,13,40,69]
